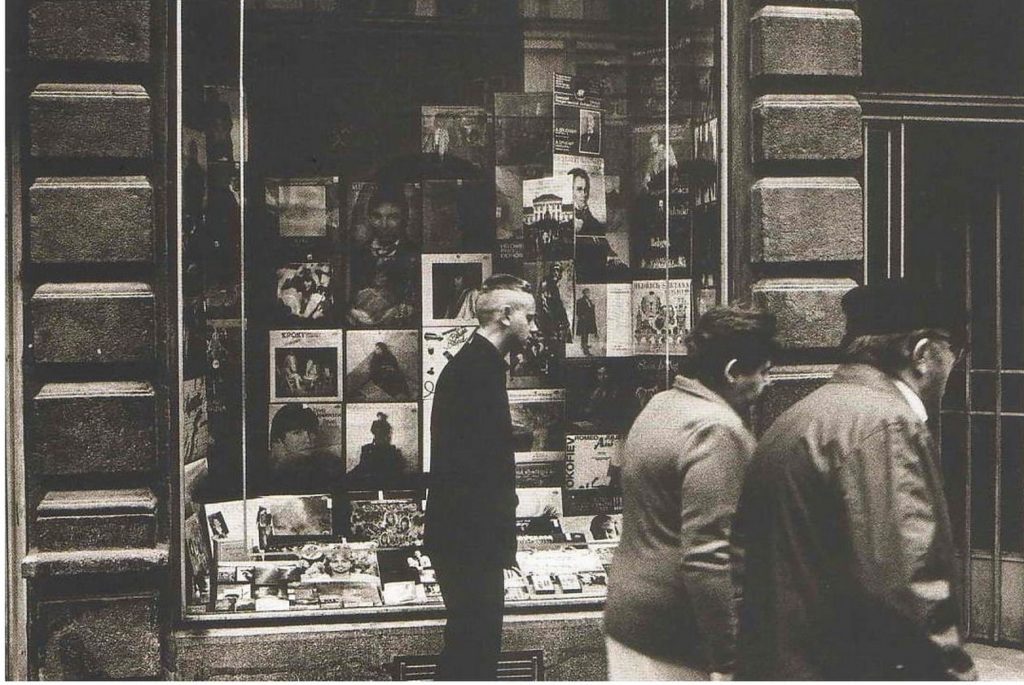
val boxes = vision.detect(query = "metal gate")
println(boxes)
[862,94,1024,646]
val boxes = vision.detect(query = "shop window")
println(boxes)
[178,0,724,619]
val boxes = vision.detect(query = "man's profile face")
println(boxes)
[507,293,539,350]
[585,116,595,134]
[368,201,404,241]
[920,334,961,409]
[572,176,589,210]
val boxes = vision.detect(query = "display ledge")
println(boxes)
[182,594,606,625]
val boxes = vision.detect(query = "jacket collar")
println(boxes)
[672,374,732,410]
[830,363,925,419]
[469,331,508,371]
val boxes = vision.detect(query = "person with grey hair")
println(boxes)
[423,274,538,680]
[605,306,778,680]
[733,278,976,680]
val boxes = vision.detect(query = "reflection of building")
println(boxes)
[8,1,1023,680]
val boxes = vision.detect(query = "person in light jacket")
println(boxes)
[733,279,977,680]
[604,306,777,680]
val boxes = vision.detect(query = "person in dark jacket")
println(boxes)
[604,307,777,680]
[423,274,539,681]
[733,279,977,681]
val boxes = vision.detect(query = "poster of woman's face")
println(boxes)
[431,262,482,321]
[421,253,492,327]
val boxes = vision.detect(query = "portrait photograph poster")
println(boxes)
[553,153,606,223]
[346,181,423,246]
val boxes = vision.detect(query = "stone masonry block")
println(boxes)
[35,489,157,552]
[30,84,151,158]
[31,282,155,363]
[30,177,153,263]
[29,0,150,63]
[752,278,856,348]
[751,177,863,262]
[752,94,861,161]
[753,364,835,435]
[32,382,156,476]
[752,6,861,78]
[36,594,160,679]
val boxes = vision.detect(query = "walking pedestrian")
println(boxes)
[733,279,977,680]
[604,306,777,680]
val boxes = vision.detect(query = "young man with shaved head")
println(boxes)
[423,275,539,680]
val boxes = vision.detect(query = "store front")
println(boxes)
[7,0,1022,679]
[171,1,721,678]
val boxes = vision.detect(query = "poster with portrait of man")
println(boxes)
[421,253,492,327]
[345,403,420,485]
[345,329,418,402]
[561,513,622,543]
[269,329,343,403]
[632,123,690,196]
[345,182,422,329]
[553,73,603,157]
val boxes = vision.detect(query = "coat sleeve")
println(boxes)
[840,421,977,680]
[677,420,755,674]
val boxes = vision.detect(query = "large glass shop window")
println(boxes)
[179,0,723,618]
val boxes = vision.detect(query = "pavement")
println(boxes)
[968,643,1024,681]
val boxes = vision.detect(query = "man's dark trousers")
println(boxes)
[434,560,505,681]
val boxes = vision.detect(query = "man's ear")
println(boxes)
[723,358,739,385]
[911,337,931,373]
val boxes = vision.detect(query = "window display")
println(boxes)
[179,0,722,618]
